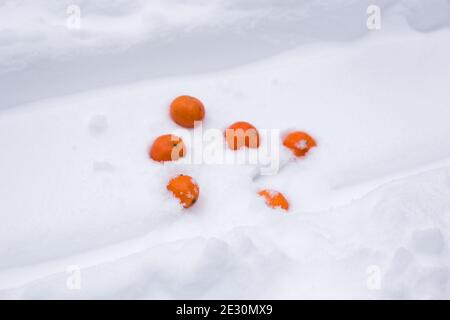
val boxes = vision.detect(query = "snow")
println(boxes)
[0,0,450,299]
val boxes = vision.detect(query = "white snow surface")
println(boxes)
[0,0,450,299]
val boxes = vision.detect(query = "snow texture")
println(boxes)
[0,0,449,299]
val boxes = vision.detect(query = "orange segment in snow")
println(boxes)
[258,189,289,211]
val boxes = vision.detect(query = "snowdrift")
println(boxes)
[0,0,449,299]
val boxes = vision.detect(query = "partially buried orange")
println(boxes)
[283,131,316,157]
[167,175,200,208]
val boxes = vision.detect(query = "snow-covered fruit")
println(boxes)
[283,131,316,157]
[170,95,205,128]
[167,175,200,208]
[225,121,260,150]
[258,189,289,211]
[150,134,185,162]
